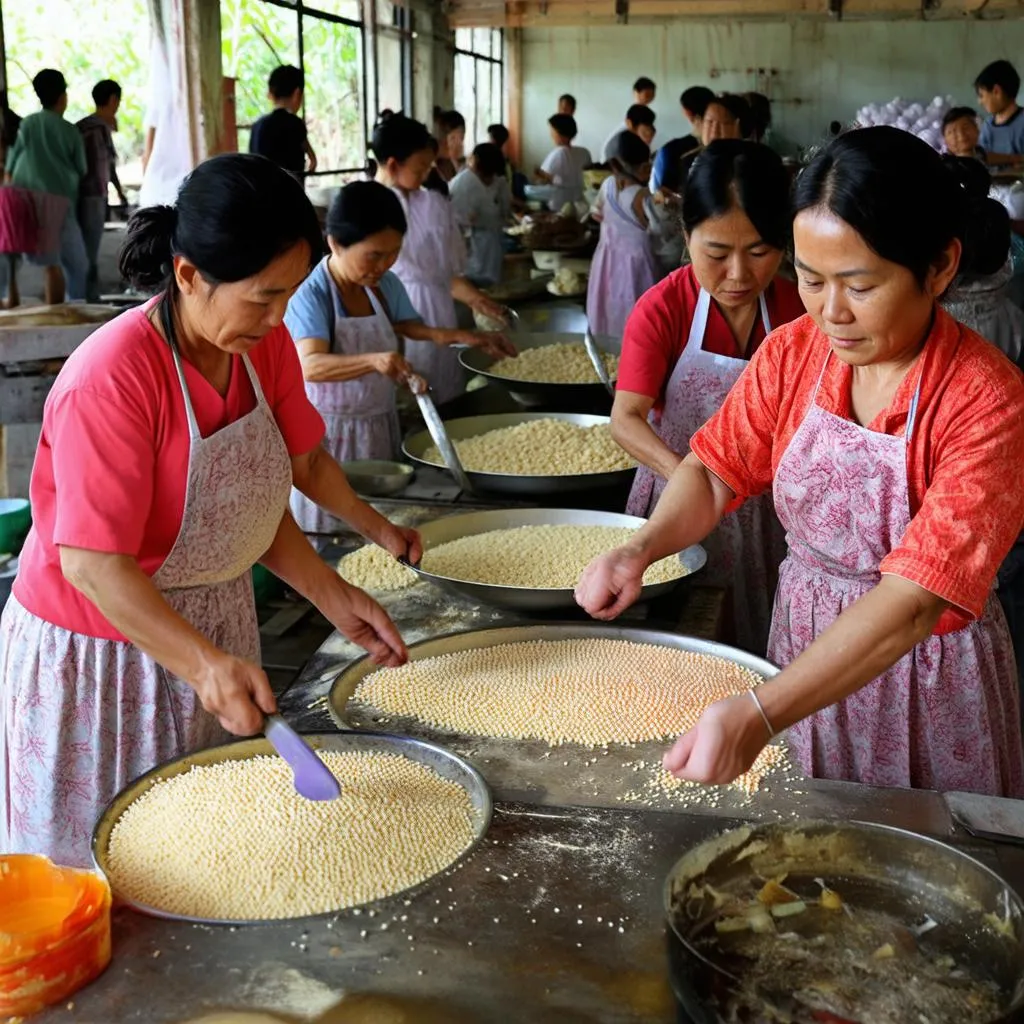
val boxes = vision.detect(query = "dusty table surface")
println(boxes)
[37,499,1024,1024]
[39,794,1024,1024]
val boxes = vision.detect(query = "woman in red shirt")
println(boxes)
[0,155,419,866]
[579,127,1024,797]
[617,140,805,654]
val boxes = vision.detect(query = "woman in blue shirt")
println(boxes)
[285,181,507,532]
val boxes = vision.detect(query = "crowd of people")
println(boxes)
[3,53,1024,867]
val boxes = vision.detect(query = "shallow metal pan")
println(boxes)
[91,731,492,926]
[401,412,636,497]
[459,332,620,408]
[330,623,779,731]
[408,506,706,611]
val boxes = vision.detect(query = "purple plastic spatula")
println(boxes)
[264,714,341,801]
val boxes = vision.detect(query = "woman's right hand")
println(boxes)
[574,544,648,620]
[192,651,278,735]
[372,351,414,382]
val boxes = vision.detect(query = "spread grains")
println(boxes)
[354,639,787,793]
[490,344,619,384]
[105,751,476,920]
[354,638,765,748]
[422,419,634,476]
[337,544,417,592]
[420,525,686,589]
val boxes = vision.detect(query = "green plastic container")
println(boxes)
[251,564,284,604]
[0,499,31,556]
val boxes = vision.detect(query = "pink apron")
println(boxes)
[290,281,401,534]
[0,343,293,866]
[391,188,467,405]
[585,180,660,338]
[770,352,1024,796]
[626,287,787,654]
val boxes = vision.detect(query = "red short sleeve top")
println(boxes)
[14,302,326,640]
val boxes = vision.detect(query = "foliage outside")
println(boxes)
[6,0,369,184]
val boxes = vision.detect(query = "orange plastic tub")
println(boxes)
[0,855,111,1017]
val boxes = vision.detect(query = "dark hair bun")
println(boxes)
[941,154,1010,278]
[119,204,177,290]
[962,196,1010,277]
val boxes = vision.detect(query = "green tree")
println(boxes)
[5,0,149,174]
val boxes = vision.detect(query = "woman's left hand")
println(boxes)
[662,693,769,785]
[454,330,517,359]
[473,297,512,324]
[375,521,423,566]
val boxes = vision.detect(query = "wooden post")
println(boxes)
[505,28,524,167]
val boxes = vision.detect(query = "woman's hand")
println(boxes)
[452,330,517,359]
[473,296,512,324]
[374,521,424,566]
[662,694,769,785]
[574,544,648,620]
[192,651,278,736]
[322,577,408,667]
[371,350,414,382]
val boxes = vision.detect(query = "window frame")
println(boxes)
[452,27,504,151]
[241,0,415,180]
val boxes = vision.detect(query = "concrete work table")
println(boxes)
[34,497,1024,1024]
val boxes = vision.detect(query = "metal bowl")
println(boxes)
[459,333,620,409]
[664,819,1024,1024]
[340,459,414,497]
[409,507,706,611]
[401,412,636,497]
[91,732,492,926]
[330,624,779,730]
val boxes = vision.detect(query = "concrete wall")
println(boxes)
[519,19,1024,168]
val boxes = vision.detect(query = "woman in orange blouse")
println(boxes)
[577,126,1024,797]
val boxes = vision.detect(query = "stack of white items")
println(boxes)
[855,96,955,151]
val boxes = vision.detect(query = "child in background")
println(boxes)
[558,94,577,116]
[450,143,511,288]
[249,65,317,180]
[4,68,88,304]
[488,123,526,203]
[586,131,659,337]
[975,60,1024,166]
[536,114,592,211]
[943,106,985,160]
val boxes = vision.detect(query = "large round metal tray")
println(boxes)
[401,412,636,497]
[409,507,706,611]
[91,731,492,926]
[664,819,1024,1024]
[459,332,620,408]
[330,624,779,730]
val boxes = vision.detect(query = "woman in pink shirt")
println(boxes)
[0,154,418,867]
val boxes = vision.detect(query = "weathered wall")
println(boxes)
[519,19,1024,166]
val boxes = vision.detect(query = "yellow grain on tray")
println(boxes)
[423,419,634,476]
[338,543,417,592]
[354,639,786,793]
[105,751,476,921]
[490,344,620,385]
[420,524,686,589]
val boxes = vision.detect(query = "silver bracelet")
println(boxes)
[748,688,775,740]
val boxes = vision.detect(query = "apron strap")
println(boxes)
[239,353,271,409]
[687,288,712,351]
[167,342,203,441]
[759,292,771,336]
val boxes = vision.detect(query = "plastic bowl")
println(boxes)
[0,854,112,1017]
[0,498,31,555]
